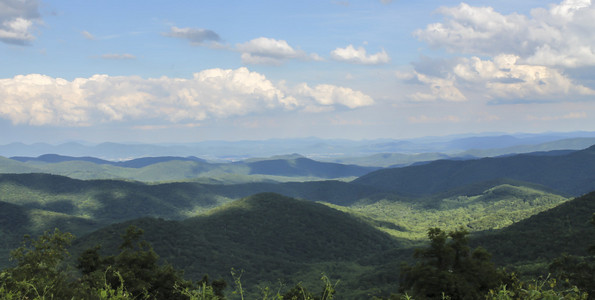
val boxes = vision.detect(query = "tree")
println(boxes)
[399,227,508,299]
[0,229,77,299]
[549,213,595,298]
[77,225,227,300]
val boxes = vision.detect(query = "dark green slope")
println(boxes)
[0,173,218,221]
[472,190,595,266]
[353,144,595,196]
[243,157,379,178]
[73,193,402,296]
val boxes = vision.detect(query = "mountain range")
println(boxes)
[1,138,595,298]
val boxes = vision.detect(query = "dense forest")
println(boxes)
[1,144,595,299]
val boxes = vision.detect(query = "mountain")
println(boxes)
[472,190,595,266]
[10,154,207,168]
[353,144,595,197]
[72,193,402,298]
[1,153,377,182]
[240,156,379,177]
[3,132,595,161]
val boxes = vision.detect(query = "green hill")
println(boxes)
[72,193,403,298]
[341,181,569,240]
[353,144,595,196]
[2,154,377,183]
[472,190,595,267]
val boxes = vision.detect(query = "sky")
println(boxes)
[1,0,595,144]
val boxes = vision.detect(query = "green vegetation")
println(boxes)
[354,144,595,196]
[1,154,376,183]
[2,146,595,298]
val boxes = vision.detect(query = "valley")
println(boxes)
[1,135,595,298]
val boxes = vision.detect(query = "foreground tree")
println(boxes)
[77,225,216,299]
[399,227,508,299]
[0,229,78,299]
[548,213,595,299]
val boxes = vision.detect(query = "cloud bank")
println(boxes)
[415,0,595,68]
[0,68,374,126]
[406,0,595,102]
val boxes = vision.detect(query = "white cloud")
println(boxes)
[404,54,595,103]
[81,30,95,40]
[0,0,41,45]
[164,26,221,45]
[295,83,375,109]
[415,0,595,68]
[0,68,374,126]
[237,37,320,65]
[101,53,136,60]
[453,54,595,100]
[330,45,390,65]
[409,72,467,102]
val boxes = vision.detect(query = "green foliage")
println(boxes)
[400,227,508,299]
[486,275,588,300]
[77,225,196,300]
[474,192,595,267]
[0,228,77,299]
[354,146,595,197]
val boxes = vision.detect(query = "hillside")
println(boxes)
[72,193,403,298]
[1,154,377,183]
[472,190,595,267]
[353,144,595,196]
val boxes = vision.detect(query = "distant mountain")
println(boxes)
[72,193,402,297]
[3,132,595,161]
[241,156,379,178]
[11,154,207,168]
[2,154,377,182]
[353,144,595,197]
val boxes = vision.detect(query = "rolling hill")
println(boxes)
[1,154,377,182]
[472,190,595,266]
[71,193,403,298]
[353,144,595,197]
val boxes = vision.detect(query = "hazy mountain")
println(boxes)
[2,132,595,161]
[353,144,595,197]
[2,153,378,182]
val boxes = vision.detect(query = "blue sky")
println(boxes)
[1,0,595,143]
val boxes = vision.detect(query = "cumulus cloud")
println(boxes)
[330,45,390,65]
[409,72,467,102]
[295,83,375,109]
[0,0,41,45]
[415,0,595,68]
[101,53,136,60]
[237,37,321,65]
[164,26,221,45]
[0,68,374,126]
[407,0,595,104]
[403,54,595,103]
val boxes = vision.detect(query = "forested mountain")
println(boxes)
[1,143,595,298]
[71,193,403,298]
[354,144,595,196]
[1,154,378,182]
[473,190,595,266]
